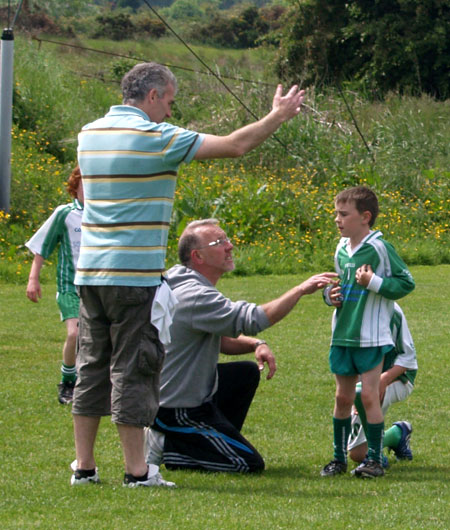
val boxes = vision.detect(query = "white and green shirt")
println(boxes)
[331,230,415,348]
[25,199,83,293]
[384,303,418,385]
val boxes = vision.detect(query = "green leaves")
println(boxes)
[277,0,450,100]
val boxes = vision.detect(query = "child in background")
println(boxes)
[321,186,415,478]
[26,167,83,405]
[347,302,417,466]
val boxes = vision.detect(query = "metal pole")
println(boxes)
[0,28,14,212]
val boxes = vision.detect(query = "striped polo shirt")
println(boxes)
[75,105,204,287]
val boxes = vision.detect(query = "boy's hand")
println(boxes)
[329,281,343,307]
[26,278,42,302]
[356,264,374,287]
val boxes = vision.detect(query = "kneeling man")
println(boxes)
[145,219,335,472]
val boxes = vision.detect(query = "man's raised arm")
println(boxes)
[194,85,305,160]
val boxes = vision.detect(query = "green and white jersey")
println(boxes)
[25,200,83,293]
[331,230,415,348]
[384,303,418,385]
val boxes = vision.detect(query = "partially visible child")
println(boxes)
[26,166,83,405]
[321,186,415,478]
[347,302,418,466]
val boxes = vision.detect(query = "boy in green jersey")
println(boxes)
[320,186,415,479]
[26,167,83,405]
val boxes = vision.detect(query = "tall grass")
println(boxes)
[1,34,449,282]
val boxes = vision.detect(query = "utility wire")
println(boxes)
[141,0,290,151]
[143,0,373,159]
[11,0,24,30]
[32,37,277,88]
[32,11,371,156]
[142,2,372,158]
[336,82,373,160]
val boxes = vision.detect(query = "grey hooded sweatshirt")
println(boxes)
[159,264,270,408]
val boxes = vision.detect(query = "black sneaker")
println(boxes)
[354,459,385,478]
[123,465,176,488]
[320,459,347,477]
[58,380,75,404]
[70,460,100,485]
[351,455,389,476]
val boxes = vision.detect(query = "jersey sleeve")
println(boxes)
[25,205,69,259]
[368,241,415,300]
[391,305,418,370]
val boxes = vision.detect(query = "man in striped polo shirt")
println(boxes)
[71,62,306,488]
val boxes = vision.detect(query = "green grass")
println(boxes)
[1,265,449,528]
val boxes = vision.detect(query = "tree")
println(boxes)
[275,0,450,99]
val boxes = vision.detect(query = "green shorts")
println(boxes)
[329,345,393,376]
[56,291,80,321]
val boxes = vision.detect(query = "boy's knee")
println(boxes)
[335,392,354,411]
[360,391,377,410]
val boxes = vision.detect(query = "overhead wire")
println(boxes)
[142,0,372,157]
[141,0,291,151]
[336,82,373,160]
[31,4,372,158]
[32,36,277,88]
[11,0,24,29]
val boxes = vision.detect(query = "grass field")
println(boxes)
[0,265,449,528]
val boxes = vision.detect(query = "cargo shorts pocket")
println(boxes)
[138,327,165,376]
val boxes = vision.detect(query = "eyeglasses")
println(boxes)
[197,237,231,249]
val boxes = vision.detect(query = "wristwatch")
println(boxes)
[254,340,267,350]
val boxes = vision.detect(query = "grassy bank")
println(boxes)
[0,34,449,281]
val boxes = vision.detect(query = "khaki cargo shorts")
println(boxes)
[72,285,164,427]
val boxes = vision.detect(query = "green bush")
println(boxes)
[92,13,135,41]
[276,0,450,100]
[1,34,449,282]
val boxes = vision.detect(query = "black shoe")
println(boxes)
[123,465,176,488]
[70,460,100,485]
[58,380,75,404]
[354,459,385,478]
[320,459,347,477]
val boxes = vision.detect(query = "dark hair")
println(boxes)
[178,219,220,266]
[335,186,379,227]
[121,62,177,105]
[66,166,81,198]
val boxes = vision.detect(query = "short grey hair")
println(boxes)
[121,62,177,105]
[178,219,220,266]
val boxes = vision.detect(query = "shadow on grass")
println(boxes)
[169,462,450,497]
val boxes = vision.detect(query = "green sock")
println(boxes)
[333,416,351,463]
[354,390,368,435]
[61,363,76,383]
[383,424,402,449]
[366,421,384,463]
